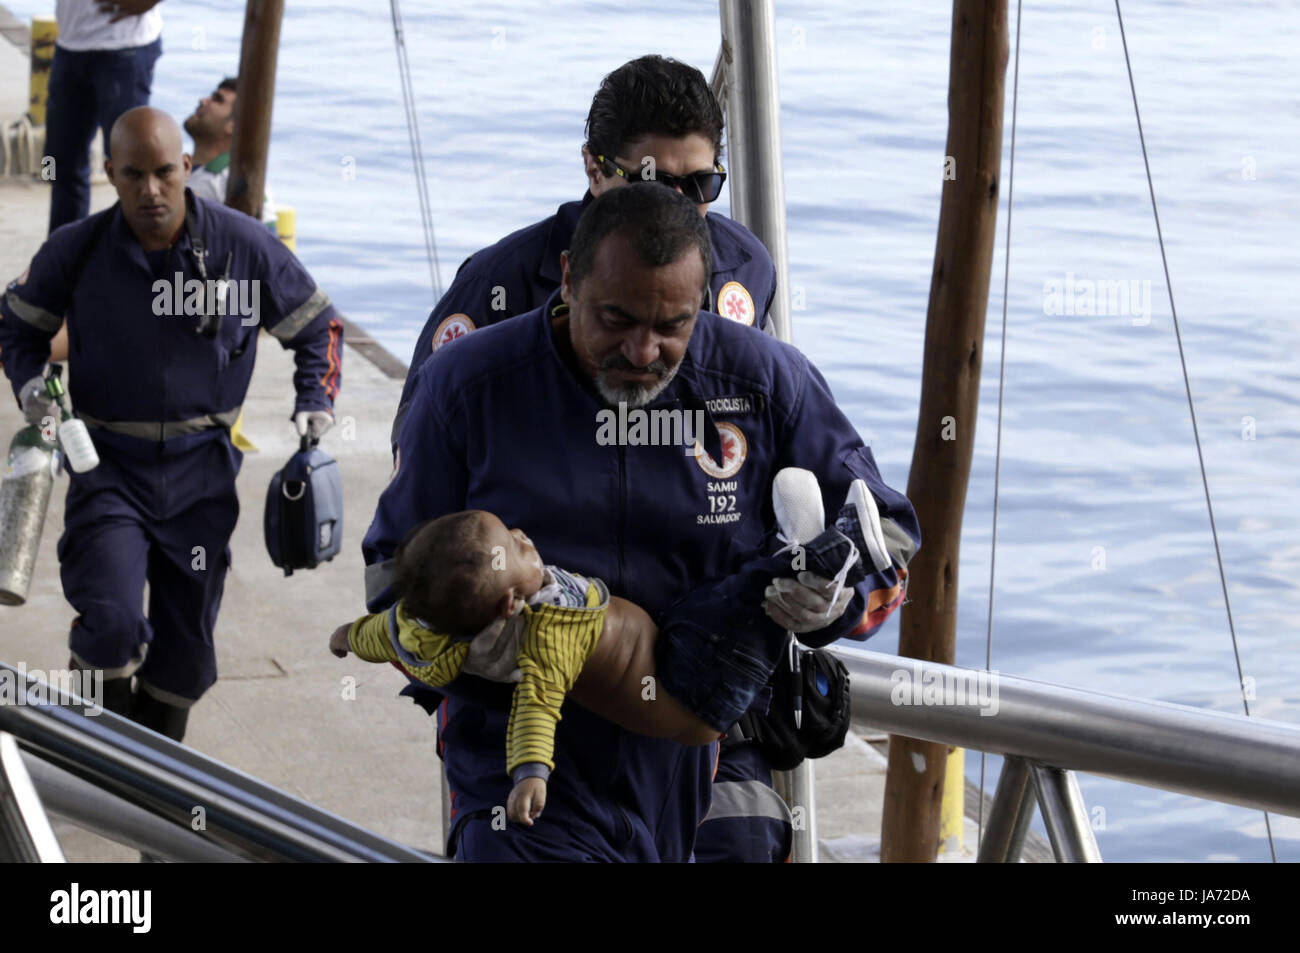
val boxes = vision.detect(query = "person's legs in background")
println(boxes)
[45,46,98,232]
[694,742,793,863]
[46,38,162,233]
[93,38,161,164]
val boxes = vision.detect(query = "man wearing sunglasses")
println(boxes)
[391,55,776,447]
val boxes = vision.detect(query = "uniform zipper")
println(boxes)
[616,443,627,593]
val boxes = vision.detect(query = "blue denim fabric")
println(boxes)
[655,527,860,731]
[46,38,162,232]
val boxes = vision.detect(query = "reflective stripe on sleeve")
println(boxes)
[4,290,62,333]
[881,517,918,568]
[269,287,331,342]
[700,779,793,826]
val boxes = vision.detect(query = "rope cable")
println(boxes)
[390,0,444,301]
[1113,0,1275,862]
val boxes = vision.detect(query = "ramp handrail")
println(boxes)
[0,661,438,862]
[829,647,1300,818]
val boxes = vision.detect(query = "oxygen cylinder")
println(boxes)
[0,422,60,606]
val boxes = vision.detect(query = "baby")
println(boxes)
[329,471,887,826]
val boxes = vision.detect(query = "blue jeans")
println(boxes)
[45,38,162,233]
[655,527,857,731]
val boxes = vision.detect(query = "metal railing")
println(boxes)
[0,731,65,862]
[829,646,1300,861]
[7,647,1298,863]
[0,661,438,863]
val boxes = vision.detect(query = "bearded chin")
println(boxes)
[596,361,681,408]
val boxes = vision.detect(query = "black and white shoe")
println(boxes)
[773,468,866,613]
[836,478,891,573]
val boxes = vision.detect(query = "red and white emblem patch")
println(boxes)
[694,422,748,479]
[716,281,755,326]
[432,313,475,351]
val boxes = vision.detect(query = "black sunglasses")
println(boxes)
[596,154,727,204]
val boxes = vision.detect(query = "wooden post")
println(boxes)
[880,0,1008,863]
[226,0,285,219]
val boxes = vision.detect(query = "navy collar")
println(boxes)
[109,190,200,275]
[539,192,592,285]
[703,209,752,273]
[539,190,752,286]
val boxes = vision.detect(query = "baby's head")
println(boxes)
[394,510,546,638]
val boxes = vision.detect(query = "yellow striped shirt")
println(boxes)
[346,576,608,776]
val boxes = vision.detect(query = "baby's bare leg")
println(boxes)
[568,598,719,745]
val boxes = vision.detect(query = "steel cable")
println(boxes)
[1113,0,1275,862]
[390,0,444,301]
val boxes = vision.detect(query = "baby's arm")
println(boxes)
[507,776,546,826]
[328,604,468,688]
[569,598,719,746]
[337,610,399,662]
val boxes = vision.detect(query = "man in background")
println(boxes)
[183,76,277,229]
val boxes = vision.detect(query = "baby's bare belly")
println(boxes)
[569,598,715,744]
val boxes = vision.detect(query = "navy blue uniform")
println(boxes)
[363,295,918,861]
[1,191,342,704]
[392,194,777,443]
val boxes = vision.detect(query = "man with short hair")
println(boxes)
[391,55,777,445]
[1,107,342,741]
[183,77,277,228]
[362,184,918,861]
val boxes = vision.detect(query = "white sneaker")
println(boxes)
[839,479,891,573]
[772,467,824,547]
[773,468,861,618]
